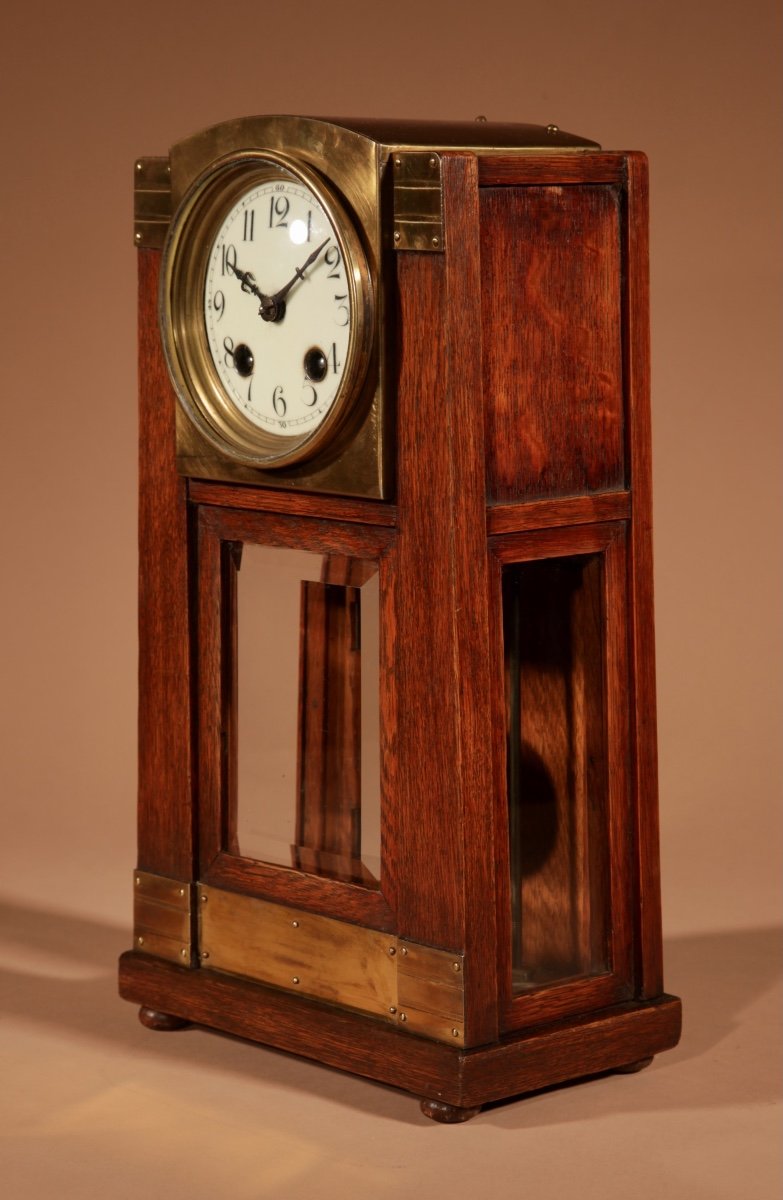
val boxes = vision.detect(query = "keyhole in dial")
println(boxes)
[304,346,328,383]
[233,343,254,377]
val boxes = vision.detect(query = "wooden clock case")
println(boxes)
[120,116,681,1122]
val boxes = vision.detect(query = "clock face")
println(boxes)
[161,152,374,468]
[203,175,352,440]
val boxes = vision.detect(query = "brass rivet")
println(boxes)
[452,962,461,973]
[451,1028,460,1038]
[388,946,396,956]
[135,161,143,171]
[292,920,299,928]
[393,231,401,243]
[429,156,437,168]
[292,976,300,985]
[475,114,487,122]
[400,947,408,956]
[389,1006,397,1014]
[200,894,208,903]
[431,237,439,248]
[546,123,560,135]
[135,876,141,886]
[180,948,188,958]
[137,936,144,945]
[200,951,209,960]
[134,232,142,242]
[178,888,185,896]
[394,157,402,167]
[399,1012,407,1022]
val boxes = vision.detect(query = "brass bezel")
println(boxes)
[160,150,375,470]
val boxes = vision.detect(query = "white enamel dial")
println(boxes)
[203,173,352,439]
[162,149,374,470]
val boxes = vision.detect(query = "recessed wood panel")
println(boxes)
[481,185,624,501]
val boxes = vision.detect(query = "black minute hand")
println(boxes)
[260,238,331,323]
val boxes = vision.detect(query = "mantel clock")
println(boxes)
[120,115,681,1121]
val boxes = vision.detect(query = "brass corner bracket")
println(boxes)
[134,157,172,249]
[133,869,194,965]
[392,152,445,252]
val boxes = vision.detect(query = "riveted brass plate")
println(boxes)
[392,152,444,252]
[133,158,172,249]
[198,885,466,1045]
[133,870,193,966]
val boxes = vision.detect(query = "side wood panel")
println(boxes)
[622,153,663,999]
[389,154,498,1046]
[137,249,195,880]
[481,184,625,502]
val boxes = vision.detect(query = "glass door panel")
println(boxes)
[235,544,381,888]
[503,553,610,991]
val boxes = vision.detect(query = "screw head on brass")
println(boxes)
[135,875,141,886]
[292,976,300,985]
[388,946,397,956]
[389,1006,397,1014]
[137,936,144,946]
[429,156,437,168]
[393,231,401,244]
[179,888,185,896]
[546,123,560,135]
[475,115,488,122]
[394,157,402,167]
[400,947,408,956]
[431,237,440,249]
[135,161,143,172]
[451,1028,460,1038]
[201,893,208,903]
[134,232,142,242]
[399,1012,408,1022]
[452,962,461,973]
[180,948,188,958]
[292,920,299,928]
[200,951,209,960]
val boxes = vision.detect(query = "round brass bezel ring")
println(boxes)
[160,149,375,469]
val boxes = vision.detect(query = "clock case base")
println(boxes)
[119,951,681,1118]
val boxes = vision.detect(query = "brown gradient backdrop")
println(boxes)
[0,0,780,1193]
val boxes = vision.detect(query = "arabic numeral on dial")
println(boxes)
[243,210,255,241]
[269,195,289,228]
[221,244,237,276]
[302,382,318,406]
[334,294,349,326]
[222,336,235,368]
[272,385,287,416]
[213,290,225,320]
[324,245,341,278]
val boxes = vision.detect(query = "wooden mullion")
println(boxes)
[137,249,195,882]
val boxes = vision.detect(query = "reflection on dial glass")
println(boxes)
[203,172,352,439]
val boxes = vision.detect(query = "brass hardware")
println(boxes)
[392,152,444,253]
[197,884,466,1045]
[133,157,171,249]
[132,869,194,967]
[546,124,560,135]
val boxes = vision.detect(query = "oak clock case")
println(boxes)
[122,115,682,1123]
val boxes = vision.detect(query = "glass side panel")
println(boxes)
[503,554,610,992]
[235,544,380,888]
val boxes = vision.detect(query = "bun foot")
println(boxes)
[138,1005,190,1031]
[614,1055,654,1074]
[420,1098,482,1124]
